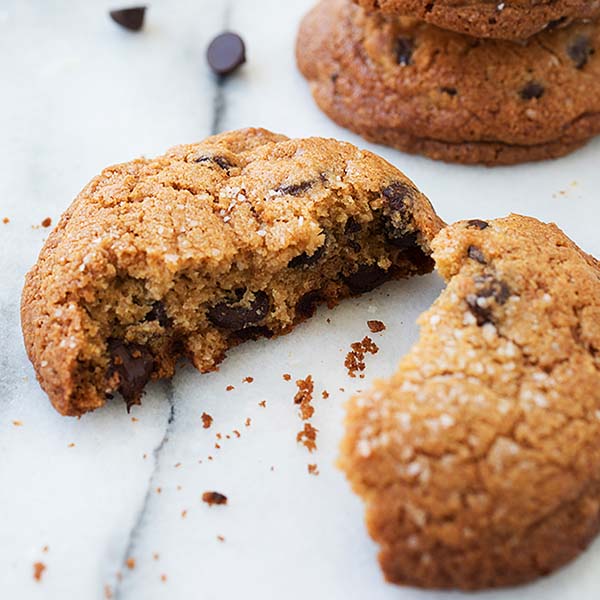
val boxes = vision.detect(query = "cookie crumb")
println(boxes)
[202,413,213,429]
[42,545,49,553]
[345,336,379,378]
[181,510,187,518]
[297,423,318,452]
[104,584,113,599]
[243,376,254,383]
[153,553,160,561]
[233,429,241,438]
[2,217,9,224]
[283,373,291,381]
[156,487,162,494]
[33,562,46,582]
[245,417,251,427]
[131,417,139,422]
[160,574,167,582]
[12,420,22,426]
[258,400,266,408]
[294,375,315,420]
[226,385,235,392]
[367,320,386,333]
[308,463,320,475]
[67,442,75,448]
[202,491,228,506]
[322,390,329,399]
[217,535,226,542]
[41,217,52,228]
[126,558,135,570]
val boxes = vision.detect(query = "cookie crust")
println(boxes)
[297,0,600,165]
[354,0,600,40]
[340,215,600,589]
[21,128,443,416]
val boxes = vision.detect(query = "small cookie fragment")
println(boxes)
[202,491,228,506]
[367,320,386,333]
[340,215,600,590]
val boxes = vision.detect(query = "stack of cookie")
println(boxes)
[297,0,600,165]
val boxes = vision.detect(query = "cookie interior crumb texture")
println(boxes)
[340,214,600,590]
[297,0,600,165]
[21,127,444,416]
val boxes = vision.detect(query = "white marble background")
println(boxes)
[1,1,599,598]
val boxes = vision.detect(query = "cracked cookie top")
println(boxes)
[353,0,600,40]
[340,214,600,589]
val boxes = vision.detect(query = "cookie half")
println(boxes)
[354,0,600,41]
[297,0,600,165]
[21,128,444,416]
[340,214,600,589]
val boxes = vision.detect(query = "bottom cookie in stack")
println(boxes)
[297,0,600,165]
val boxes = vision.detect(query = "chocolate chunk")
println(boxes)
[276,181,314,196]
[467,219,489,230]
[108,340,154,410]
[468,245,486,264]
[441,87,457,96]
[194,155,233,171]
[288,243,326,269]
[520,82,545,100]
[207,291,270,330]
[382,182,419,248]
[345,217,361,234]
[202,491,228,506]
[231,326,273,342]
[466,275,510,326]
[207,32,246,76]
[395,37,414,66]
[296,291,323,319]
[546,16,568,30]
[382,181,417,214]
[568,36,594,69]
[109,6,146,31]
[348,240,362,252]
[145,301,171,328]
[344,264,389,294]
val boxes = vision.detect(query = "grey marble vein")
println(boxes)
[113,382,176,600]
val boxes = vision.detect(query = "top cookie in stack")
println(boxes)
[354,0,600,40]
[297,0,600,165]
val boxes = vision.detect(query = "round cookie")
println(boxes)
[340,215,600,589]
[297,0,600,165]
[21,128,444,417]
[354,0,600,41]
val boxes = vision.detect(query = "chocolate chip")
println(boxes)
[382,182,419,248]
[288,243,326,269]
[207,32,246,76]
[345,217,361,234]
[520,82,545,100]
[468,245,486,264]
[145,301,171,328]
[467,219,489,230]
[382,181,417,214]
[108,340,154,410]
[231,326,273,342]
[344,264,389,294]
[348,240,362,252]
[276,181,314,196]
[207,290,270,330]
[395,37,414,66]
[296,291,323,319]
[441,87,457,96]
[194,155,233,171]
[109,6,146,31]
[568,36,594,69]
[547,16,568,30]
[466,275,510,326]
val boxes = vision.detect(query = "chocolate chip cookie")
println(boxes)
[21,128,444,416]
[297,0,600,165]
[340,215,600,589]
[354,0,600,41]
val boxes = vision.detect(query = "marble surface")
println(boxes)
[1,1,600,598]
